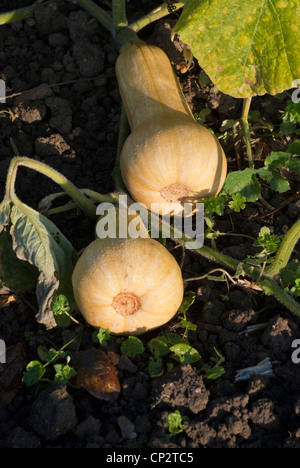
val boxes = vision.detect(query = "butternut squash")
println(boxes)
[116,41,227,216]
[72,236,184,335]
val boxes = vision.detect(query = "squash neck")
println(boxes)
[116,26,144,51]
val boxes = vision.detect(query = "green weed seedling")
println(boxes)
[22,338,77,387]
[199,347,225,380]
[162,410,190,442]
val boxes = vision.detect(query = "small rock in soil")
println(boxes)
[67,11,100,42]
[28,384,78,441]
[117,354,138,374]
[221,309,257,332]
[261,315,298,354]
[134,414,152,434]
[45,96,72,134]
[225,290,254,310]
[117,415,137,440]
[7,426,41,449]
[34,3,67,36]
[72,40,105,77]
[199,299,226,325]
[246,374,270,399]
[151,364,209,415]
[249,398,280,430]
[14,101,47,124]
[35,133,70,158]
[73,415,101,440]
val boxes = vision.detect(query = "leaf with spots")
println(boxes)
[174,0,300,98]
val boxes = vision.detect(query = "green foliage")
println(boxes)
[169,343,201,365]
[95,328,111,347]
[290,279,300,298]
[174,0,300,98]
[0,200,78,327]
[120,336,145,357]
[51,293,79,326]
[22,361,45,387]
[51,294,70,316]
[0,225,38,293]
[228,193,247,213]
[166,410,189,437]
[200,348,225,380]
[280,261,300,288]
[204,194,228,217]
[254,226,281,256]
[22,340,77,387]
[178,290,197,332]
[236,227,281,279]
[280,101,300,135]
[194,108,211,126]
[53,363,77,384]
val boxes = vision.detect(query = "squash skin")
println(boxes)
[116,42,227,215]
[72,237,184,336]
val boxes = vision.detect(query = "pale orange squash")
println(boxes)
[116,41,227,216]
[72,236,184,335]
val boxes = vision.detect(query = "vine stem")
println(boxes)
[129,2,185,32]
[112,0,127,30]
[260,279,300,318]
[241,97,254,169]
[4,157,97,220]
[161,219,300,318]
[265,219,300,278]
[75,0,114,34]
[0,0,61,25]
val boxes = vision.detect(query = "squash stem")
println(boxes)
[241,97,254,169]
[4,157,97,220]
[116,26,143,49]
[260,278,300,319]
[74,0,114,35]
[163,220,300,318]
[0,0,61,25]
[112,0,127,30]
[129,2,185,32]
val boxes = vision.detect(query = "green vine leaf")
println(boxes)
[174,0,300,98]
[223,166,290,202]
[0,225,39,293]
[2,202,78,327]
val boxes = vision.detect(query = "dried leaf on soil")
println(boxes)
[70,348,121,401]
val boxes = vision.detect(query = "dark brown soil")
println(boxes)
[0,0,300,449]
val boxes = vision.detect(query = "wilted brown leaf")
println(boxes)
[0,342,27,406]
[70,348,120,401]
[0,293,17,308]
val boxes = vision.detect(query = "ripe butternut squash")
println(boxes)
[72,236,184,335]
[116,41,227,216]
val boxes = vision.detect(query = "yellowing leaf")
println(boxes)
[174,0,300,98]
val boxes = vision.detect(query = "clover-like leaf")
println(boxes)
[174,0,300,98]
